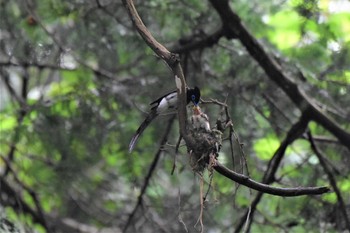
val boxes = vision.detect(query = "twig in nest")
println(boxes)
[204,156,216,202]
[194,173,205,233]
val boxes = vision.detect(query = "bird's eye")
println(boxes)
[191,94,198,106]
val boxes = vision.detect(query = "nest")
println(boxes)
[187,128,222,173]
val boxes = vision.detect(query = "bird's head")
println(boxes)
[187,86,201,106]
[192,105,201,115]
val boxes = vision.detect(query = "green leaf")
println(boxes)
[254,134,280,160]
[322,192,337,204]
[339,179,350,192]
[328,13,350,42]
[0,114,17,131]
[105,154,118,166]
[266,10,302,49]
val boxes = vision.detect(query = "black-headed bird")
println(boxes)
[129,87,201,153]
[191,105,211,132]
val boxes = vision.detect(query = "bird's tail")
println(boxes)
[128,112,158,153]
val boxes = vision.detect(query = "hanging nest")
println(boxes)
[187,128,222,173]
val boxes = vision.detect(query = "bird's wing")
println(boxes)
[129,88,192,153]
[154,92,178,113]
[149,90,177,106]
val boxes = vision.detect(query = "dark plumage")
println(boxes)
[128,87,200,153]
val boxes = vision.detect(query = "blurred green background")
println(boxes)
[1,0,350,232]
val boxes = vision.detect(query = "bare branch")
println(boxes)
[214,162,330,197]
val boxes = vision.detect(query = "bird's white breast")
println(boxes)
[156,92,178,114]
[191,113,211,131]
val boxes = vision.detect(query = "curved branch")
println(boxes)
[214,162,330,196]
[122,0,188,138]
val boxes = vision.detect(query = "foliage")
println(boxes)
[1,0,350,232]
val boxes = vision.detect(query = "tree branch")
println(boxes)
[208,0,350,151]
[214,162,330,196]
[172,28,225,54]
[121,0,188,138]
[307,131,350,231]
[0,177,49,231]
[234,112,311,232]
[0,155,48,229]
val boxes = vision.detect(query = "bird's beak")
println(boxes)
[192,105,201,115]
[191,99,199,106]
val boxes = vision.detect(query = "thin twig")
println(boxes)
[171,135,183,175]
[194,174,205,233]
[308,131,350,231]
[0,155,48,229]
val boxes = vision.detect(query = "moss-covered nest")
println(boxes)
[186,128,222,173]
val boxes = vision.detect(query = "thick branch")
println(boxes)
[209,0,350,151]
[214,162,330,196]
[122,0,188,137]
[172,28,225,54]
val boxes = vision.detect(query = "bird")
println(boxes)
[128,86,201,153]
[191,105,211,132]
